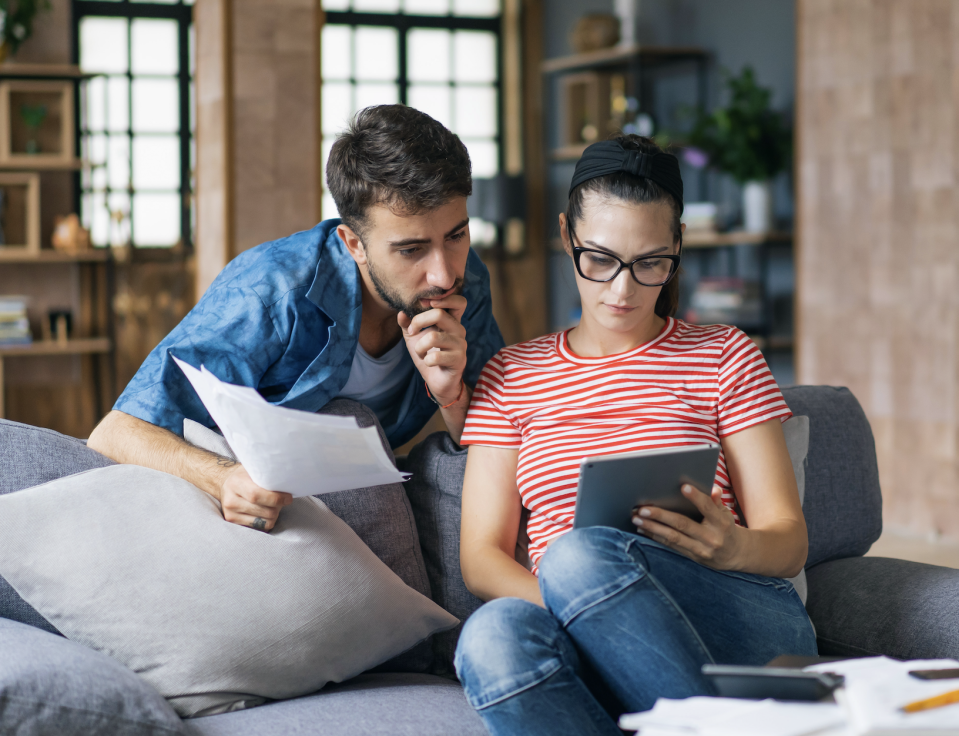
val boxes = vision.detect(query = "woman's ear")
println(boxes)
[558,212,572,256]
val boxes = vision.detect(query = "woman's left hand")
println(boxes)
[632,484,744,570]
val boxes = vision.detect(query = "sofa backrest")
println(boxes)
[781,386,883,568]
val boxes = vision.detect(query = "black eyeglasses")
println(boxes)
[567,218,681,287]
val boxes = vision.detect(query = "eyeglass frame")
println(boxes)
[566,218,683,287]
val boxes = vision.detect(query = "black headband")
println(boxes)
[568,140,684,214]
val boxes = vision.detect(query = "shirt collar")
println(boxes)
[305,219,362,323]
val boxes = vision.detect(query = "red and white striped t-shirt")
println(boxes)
[459,318,792,572]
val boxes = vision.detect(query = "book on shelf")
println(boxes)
[684,277,762,329]
[0,295,32,345]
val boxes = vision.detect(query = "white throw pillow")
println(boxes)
[0,465,457,718]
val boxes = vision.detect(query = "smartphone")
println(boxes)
[701,664,844,701]
[909,668,959,680]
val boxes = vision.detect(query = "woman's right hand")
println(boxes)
[218,463,293,531]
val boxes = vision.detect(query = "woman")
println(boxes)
[455,136,816,736]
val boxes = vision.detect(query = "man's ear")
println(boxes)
[337,223,368,266]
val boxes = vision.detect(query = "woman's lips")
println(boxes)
[604,303,635,315]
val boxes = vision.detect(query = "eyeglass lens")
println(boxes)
[578,250,674,286]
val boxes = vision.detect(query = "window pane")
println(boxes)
[109,192,131,246]
[321,0,350,9]
[131,19,178,75]
[85,77,106,132]
[108,135,130,189]
[465,139,498,176]
[322,25,351,81]
[354,0,399,10]
[133,136,180,190]
[91,159,107,191]
[408,29,449,83]
[453,0,499,16]
[86,192,110,246]
[355,83,398,112]
[80,17,128,74]
[133,193,180,246]
[322,82,352,135]
[409,85,451,128]
[354,27,398,81]
[132,78,179,133]
[404,0,449,14]
[470,217,496,246]
[454,31,496,83]
[322,191,339,220]
[132,0,178,4]
[454,86,496,137]
[84,133,107,167]
[107,76,129,132]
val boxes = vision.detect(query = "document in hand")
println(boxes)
[174,357,410,496]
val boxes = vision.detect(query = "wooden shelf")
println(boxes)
[551,144,589,161]
[0,337,112,357]
[0,158,84,171]
[0,249,109,263]
[748,335,794,351]
[683,230,793,248]
[0,63,90,79]
[541,44,707,75]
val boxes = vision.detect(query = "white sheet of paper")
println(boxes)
[619,697,847,736]
[174,357,410,496]
[806,657,959,734]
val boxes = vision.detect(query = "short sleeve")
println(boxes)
[460,352,522,448]
[717,328,792,437]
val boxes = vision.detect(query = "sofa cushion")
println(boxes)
[0,465,457,718]
[0,617,185,736]
[806,556,959,660]
[185,674,486,736]
[404,432,482,677]
[781,386,883,567]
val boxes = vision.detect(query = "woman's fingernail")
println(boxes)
[633,517,644,527]
[682,485,693,494]
[639,508,652,517]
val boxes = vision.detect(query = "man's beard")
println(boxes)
[366,254,464,318]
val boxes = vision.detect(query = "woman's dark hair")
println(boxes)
[327,105,472,239]
[566,135,682,318]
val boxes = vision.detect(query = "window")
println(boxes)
[74,0,195,249]
[320,0,500,243]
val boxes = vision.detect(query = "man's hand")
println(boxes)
[632,484,745,570]
[218,463,293,532]
[398,293,468,405]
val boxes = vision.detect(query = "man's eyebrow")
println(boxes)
[387,219,470,248]
[583,241,669,258]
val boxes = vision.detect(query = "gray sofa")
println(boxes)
[1,385,959,736]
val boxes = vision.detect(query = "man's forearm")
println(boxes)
[87,410,231,500]
[439,384,473,444]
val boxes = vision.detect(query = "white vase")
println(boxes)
[742,180,773,233]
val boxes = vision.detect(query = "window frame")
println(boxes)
[72,0,194,251]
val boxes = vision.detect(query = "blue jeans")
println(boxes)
[454,527,817,736]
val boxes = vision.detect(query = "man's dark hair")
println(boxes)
[326,105,472,239]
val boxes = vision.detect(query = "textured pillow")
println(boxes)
[184,398,435,673]
[782,415,810,603]
[0,465,457,718]
[0,617,185,736]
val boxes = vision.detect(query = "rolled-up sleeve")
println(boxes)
[114,287,285,436]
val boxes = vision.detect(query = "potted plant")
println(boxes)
[0,0,51,62]
[686,67,791,232]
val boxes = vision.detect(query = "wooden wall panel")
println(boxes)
[797,0,959,539]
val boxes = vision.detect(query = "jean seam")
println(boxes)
[555,569,644,628]
[642,571,716,665]
[468,658,564,711]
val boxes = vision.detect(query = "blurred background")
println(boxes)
[1,0,958,558]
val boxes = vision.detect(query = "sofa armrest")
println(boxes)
[806,556,959,660]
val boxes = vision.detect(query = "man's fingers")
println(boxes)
[241,488,293,508]
[427,294,467,321]
[409,329,462,357]
[422,349,463,368]
[406,307,466,337]
[225,495,283,522]
[225,510,278,532]
[397,311,412,331]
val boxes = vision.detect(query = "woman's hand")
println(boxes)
[632,484,745,571]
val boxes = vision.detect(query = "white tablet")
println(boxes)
[572,444,721,532]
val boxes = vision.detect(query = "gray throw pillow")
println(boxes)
[0,617,185,736]
[0,465,458,718]
[184,398,435,674]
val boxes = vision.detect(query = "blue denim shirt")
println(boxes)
[114,219,505,448]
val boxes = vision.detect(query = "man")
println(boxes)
[88,105,505,533]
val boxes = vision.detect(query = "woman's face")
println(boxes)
[561,193,680,337]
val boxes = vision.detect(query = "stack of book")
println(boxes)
[684,277,762,330]
[0,295,32,345]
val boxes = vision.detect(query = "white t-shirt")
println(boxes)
[337,338,415,427]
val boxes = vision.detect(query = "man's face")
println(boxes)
[347,198,471,318]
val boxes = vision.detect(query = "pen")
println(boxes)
[901,688,959,713]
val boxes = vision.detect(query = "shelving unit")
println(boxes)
[0,63,114,422]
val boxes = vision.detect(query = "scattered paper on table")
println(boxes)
[619,696,847,736]
[175,357,409,496]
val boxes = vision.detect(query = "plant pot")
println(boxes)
[742,180,773,233]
